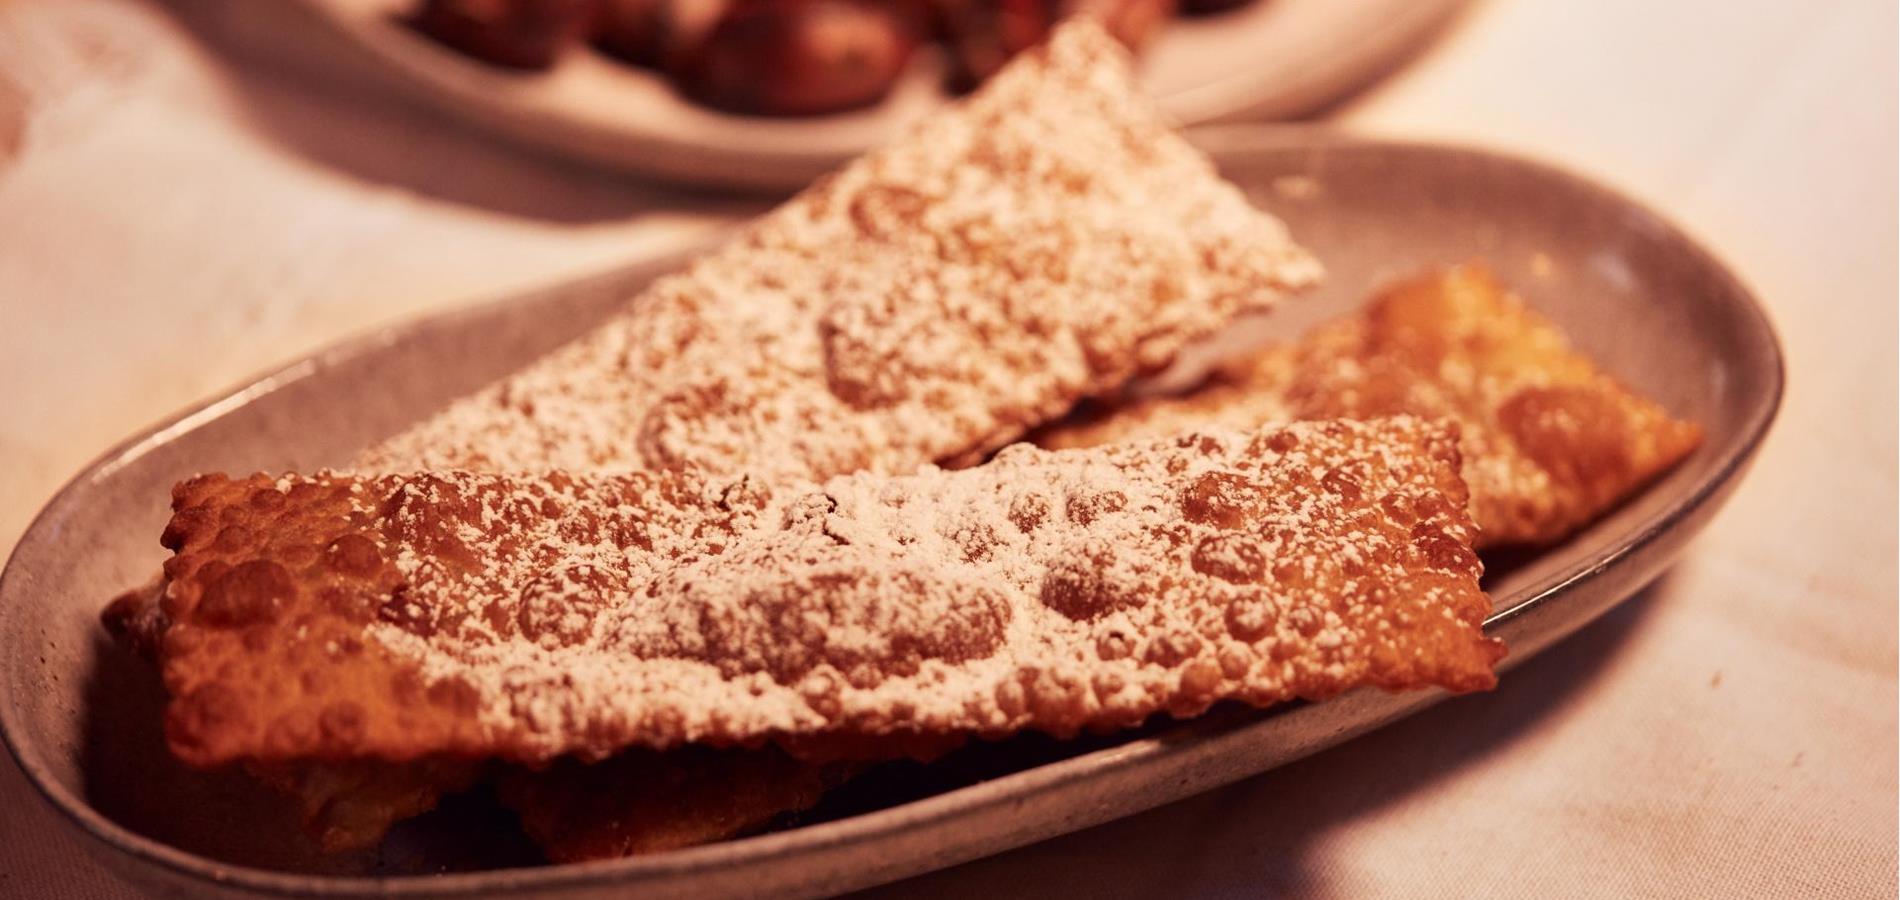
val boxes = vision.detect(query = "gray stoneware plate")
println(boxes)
[0,130,1782,899]
[288,0,1463,189]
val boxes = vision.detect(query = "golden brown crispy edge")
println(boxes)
[1035,264,1705,547]
[103,577,486,852]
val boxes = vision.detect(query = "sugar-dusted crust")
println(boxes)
[356,21,1319,482]
[154,418,1501,769]
[1036,265,1704,547]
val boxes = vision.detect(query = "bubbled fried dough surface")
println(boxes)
[355,21,1319,482]
[1036,265,1704,547]
[156,418,1502,768]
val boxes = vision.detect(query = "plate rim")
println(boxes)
[0,130,1785,897]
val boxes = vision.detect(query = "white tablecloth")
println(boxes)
[1,1,1893,896]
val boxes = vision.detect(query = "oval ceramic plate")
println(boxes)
[289,0,1464,189]
[0,131,1781,899]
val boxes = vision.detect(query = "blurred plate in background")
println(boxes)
[290,0,1464,189]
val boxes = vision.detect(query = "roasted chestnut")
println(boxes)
[933,0,1052,91]
[592,0,729,70]
[411,0,1256,115]
[1179,0,1257,14]
[936,0,1174,92]
[410,0,598,70]
[671,1,919,116]
[1072,0,1177,49]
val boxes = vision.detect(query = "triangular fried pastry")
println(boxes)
[357,20,1319,481]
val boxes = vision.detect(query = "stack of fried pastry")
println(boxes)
[102,21,1698,864]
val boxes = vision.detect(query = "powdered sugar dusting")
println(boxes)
[155,419,1501,765]
[355,22,1320,483]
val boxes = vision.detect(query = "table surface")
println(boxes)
[1,0,1894,897]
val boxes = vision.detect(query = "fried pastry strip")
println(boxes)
[1035,265,1704,547]
[153,418,1502,770]
[100,590,488,853]
[356,20,1319,482]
